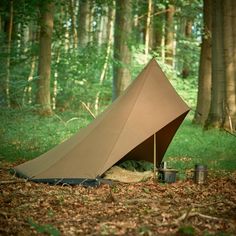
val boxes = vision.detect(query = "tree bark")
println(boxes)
[144,0,153,62]
[151,5,165,60]
[223,0,236,131]
[36,1,54,115]
[113,0,132,100]
[193,0,212,125]
[69,0,78,49]
[165,2,175,67]
[182,19,192,78]
[95,2,115,114]
[78,0,90,47]
[205,0,225,129]
[4,0,13,108]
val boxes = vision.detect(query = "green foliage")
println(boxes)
[165,119,236,172]
[0,108,91,161]
[52,44,112,113]
[28,218,60,236]
[138,225,152,235]
[177,225,195,236]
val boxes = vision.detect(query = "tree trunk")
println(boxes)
[223,0,236,131]
[78,0,90,47]
[95,2,115,114]
[165,2,175,67]
[151,5,165,60]
[113,0,132,100]
[4,0,13,108]
[232,1,236,109]
[69,0,78,49]
[182,19,192,78]
[205,0,225,129]
[233,1,236,92]
[193,0,212,125]
[144,0,153,62]
[98,6,109,46]
[36,1,54,115]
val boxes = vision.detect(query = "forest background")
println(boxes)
[0,1,236,235]
[0,0,236,171]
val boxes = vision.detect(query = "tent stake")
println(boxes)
[153,133,157,180]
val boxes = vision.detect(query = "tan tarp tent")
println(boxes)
[14,59,189,185]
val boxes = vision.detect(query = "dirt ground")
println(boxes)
[0,161,236,236]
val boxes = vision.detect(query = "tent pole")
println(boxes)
[153,133,157,180]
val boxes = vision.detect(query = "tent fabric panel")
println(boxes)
[18,65,148,180]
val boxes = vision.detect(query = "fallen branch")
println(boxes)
[192,212,223,221]
[192,200,226,208]
[158,209,225,227]
[81,101,96,119]
[0,179,27,184]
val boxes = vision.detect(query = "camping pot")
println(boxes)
[158,169,178,183]
[194,164,208,184]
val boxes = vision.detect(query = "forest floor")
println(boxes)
[0,161,236,236]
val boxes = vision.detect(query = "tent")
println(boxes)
[14,58,190,186]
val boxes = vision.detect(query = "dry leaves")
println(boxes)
[0,161,236,235]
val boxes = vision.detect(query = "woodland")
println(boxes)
[0,0,236,235]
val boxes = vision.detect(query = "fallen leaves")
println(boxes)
[0,161,236,235]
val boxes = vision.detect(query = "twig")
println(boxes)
[81,101,96,119]
[191,212,223,221]
[0,179,27,184]
[192,200,226,208]
[158,209,225,227]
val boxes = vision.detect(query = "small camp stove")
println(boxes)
[158,162,178,183]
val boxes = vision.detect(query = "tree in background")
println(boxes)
[223,0,236,131]
[78,0,90,47]
[113,0,132,100]
[194,0,212,125]
[0,0,13,107]
[36,1,54,115]
[204,0,236,131]
[164,0,175,67]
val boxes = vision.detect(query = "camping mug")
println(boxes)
[194,164,208,184]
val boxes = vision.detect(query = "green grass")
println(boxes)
[0,108,235,172]
[165,114,236,172]
[0,108,93,161]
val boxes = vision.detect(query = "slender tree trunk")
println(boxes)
[22,56,36,106]
[113,0,132,100]
[223,0,236,131]
[52,50,60,110]
[182,19,192,78]
[205,0,225,129]
[5,0,13,108]
[63,4,70,52]
[194,0,212,125]
[98,6,109,46]
[144,0,153,62]
[69,0,78,49]
[95,2,115,114]
[36,1,54,115]
[151,5,165,60]
[165,2,175,67]
[78,0,90,47]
